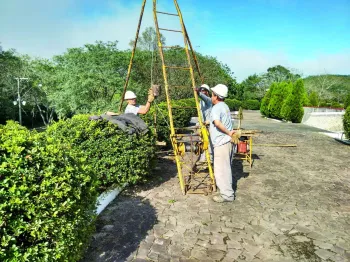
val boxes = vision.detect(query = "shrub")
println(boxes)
[331,101,342,108]
[242,99,260,110]
[268,82,292,119]
[225,99,242,111]
[343,106,350,139]
[46,115,156,191]
[145,98,196,144]
[260,83,276,117]
[344,94,350,109]
[0,116,156,261]
[281,79,306,123]
[308,91,319,107]
[0,121,97,261]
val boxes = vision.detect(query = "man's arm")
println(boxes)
[198,92,212,106]
[137,101,151,115]
[213,120,234,136]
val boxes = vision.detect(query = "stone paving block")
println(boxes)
[147,250,159,261]
[190,247,211,261]
[210,244,228,252]
[211,232,226,245]
[313,240,334,250]
[314,249,335,260]
[330,245,346,255]
[221,249,242,262]
[196,239,210,248]
[221,227,233,233]
[151,243,167,254]
[168,244,183,257]
[207,248,226,260]
[293,235,311,243]
[163,230,175,239]
[226,239,242,250]
[307,231,326,240]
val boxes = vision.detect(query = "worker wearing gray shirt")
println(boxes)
[209,84,236,203]
[197,84,213,162]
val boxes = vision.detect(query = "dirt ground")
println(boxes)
[82,110,350,262]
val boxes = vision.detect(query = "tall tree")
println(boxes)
[129,27,166,52]
[281,79,306,123]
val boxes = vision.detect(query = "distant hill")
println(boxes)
[303,75,350,103]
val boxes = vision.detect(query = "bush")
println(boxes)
[344,94,350,109]
[308,91,319,107]
[225,99,242,111]
[331,101,342,108]
[281,79,306,123]
[145,98,197,144]
[343,106,350,139]
[0,121,97,261]
[260,83,276,117]
[242,99,260,110]
[46,115,156,191]
[0,116,156,261]
[267,82,292,119]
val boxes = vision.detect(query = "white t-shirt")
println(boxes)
[125,104,140,115]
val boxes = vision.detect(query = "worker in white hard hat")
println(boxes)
[197,84,212,123]
[124,88,154,115]
[209,84,236,203]
[195,84,213,162]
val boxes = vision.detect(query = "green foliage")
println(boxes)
[281,79,306,123]
[260,83,275,117]
[225,99,242,111]
[304,75,350,104]
[46,115,156,190]
[267,82,292,119]
[330,101,342,108]
[240,74,265,101]
[308,91,319,106]
[0,116,156,261]
[0,121,97,261]
[344,93,350,109]
[343,106,350,139]
[243,99,261,110]
[144,99,197,144]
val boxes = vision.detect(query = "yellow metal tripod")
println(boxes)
[119,0,216,195]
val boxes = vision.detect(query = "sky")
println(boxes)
[0,0,349,81]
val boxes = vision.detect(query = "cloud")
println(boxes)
[0,0,188,58]
[210,48,350,82]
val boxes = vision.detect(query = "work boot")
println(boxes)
[212,195,234,203]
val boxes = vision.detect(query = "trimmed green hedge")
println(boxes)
[225,99,242,111]
[344,106,350,139]
[0,115,156,261]
[243,99,260,110]
[46,115,156,191]
[145,99,197,144]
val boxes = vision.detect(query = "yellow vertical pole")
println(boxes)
[118,0,147,113]
[153,0,186,194]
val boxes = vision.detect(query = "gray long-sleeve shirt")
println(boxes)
[198,92,212,122]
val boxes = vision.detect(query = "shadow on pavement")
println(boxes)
[232,158,250,194]
[81,196,157,262]
[129,156,178,193]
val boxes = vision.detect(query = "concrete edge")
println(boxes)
[96,183,128,215]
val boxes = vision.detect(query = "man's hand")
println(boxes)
[231,129,242,144]
[147,88,155,103]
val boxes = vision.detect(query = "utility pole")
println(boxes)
[14,77,28,125]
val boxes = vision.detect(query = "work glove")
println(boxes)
[231,129,242,144]
[147,88,155,103]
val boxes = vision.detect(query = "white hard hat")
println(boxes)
[124,90,137,100]
[200,84,210,91]
[211,84,228,98]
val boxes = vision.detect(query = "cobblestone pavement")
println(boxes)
[82,111,350,262]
